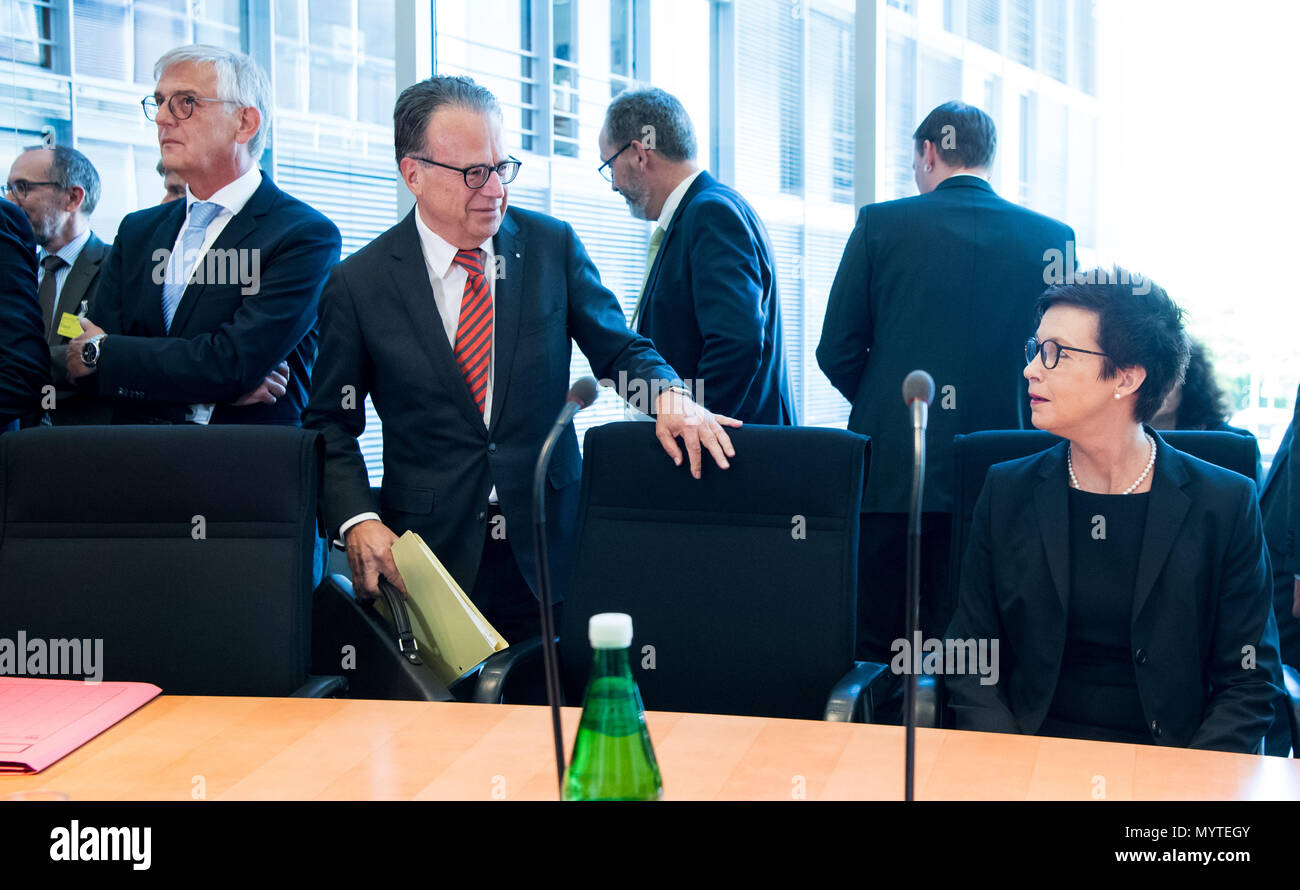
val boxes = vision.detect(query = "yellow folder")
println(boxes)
[372,531,509,686]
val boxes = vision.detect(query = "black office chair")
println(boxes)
[470,421,885,721]
[0,425,344,697]
[904,428,1298,755]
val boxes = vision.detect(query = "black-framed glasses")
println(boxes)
[0,180,59,199]
[142,93,235,122]
[597,142,634,182]
[406,155,521,189]
[1025,336,1110,370]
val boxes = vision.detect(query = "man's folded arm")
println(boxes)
[96,217,340,403]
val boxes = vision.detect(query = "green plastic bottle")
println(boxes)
[562,613,663,801]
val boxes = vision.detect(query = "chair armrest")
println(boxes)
[824,661,890,722]
[915,675,939,729]
[290,675,349,698]
[471,636,548,704]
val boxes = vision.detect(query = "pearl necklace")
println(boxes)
[1068,432,1156,494]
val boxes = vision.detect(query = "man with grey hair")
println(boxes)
[5,144,110,425]
[304,75,740,647]
[598,87,795,424]
[64,44,341,428]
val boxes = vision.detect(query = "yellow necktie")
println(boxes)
[631,226,665,330]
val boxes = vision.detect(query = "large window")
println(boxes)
[0,0,1122,482]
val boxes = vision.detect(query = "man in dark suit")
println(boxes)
[816,101,1075,664]
[1262,389,1300,666]
[6,145,111,425]
[303,76,740,644]
[64,45,340,426]
[0,199,48,432]
[597,87,795,424]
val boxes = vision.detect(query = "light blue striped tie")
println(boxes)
[162,201,222,332]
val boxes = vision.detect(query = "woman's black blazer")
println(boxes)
[945,428,1285,754]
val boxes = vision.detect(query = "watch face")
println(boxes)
[82,341,97,366]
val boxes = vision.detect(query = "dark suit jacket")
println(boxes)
[86,175,341,425]
[945,431,1285,754]
[1261,392,1300,665]
[638,171,796,424]
[0,200,48,431]
[816,175,1075,513]
[302,207,682,602]
[43,232,111,425]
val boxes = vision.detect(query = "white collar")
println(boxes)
[655,169,704,231]
[413,206,494,277]
[185,165,263,217]
[38,227,92,267]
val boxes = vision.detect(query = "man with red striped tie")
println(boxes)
[304,76,740,645]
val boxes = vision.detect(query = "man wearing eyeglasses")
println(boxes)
[816,101,1075,672]
[4,145,110,426]
[304,76,740,645]
[597,87,795,425]
[62,44,341,428]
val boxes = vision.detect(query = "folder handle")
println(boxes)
[378,576,422,666]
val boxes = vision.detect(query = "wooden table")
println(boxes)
[3,696,1298,800]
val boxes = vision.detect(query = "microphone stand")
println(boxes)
[904,399,927,803]
[532,400,582,794]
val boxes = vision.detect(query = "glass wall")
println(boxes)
[0,0,1112,484]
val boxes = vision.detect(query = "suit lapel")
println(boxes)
[1032,443,1072,615]
[487,211,524,438]
[50,236,107,344]
[388,211,486,433]
[636,171,713,332]
[1132,429,1192,621]
[169,178,273,336]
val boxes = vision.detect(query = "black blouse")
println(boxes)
[1039,487,1152,745]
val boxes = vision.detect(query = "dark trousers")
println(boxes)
[857,512,954,692]
[470,506,562,704]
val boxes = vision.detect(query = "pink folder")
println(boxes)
[0,678,161,774]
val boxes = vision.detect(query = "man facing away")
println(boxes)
[598,87,796,424]
[817,101,1075,668]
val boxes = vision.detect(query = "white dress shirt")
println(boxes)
[165,165,263,424]
[655,168,703,232]
[338,209,498,542]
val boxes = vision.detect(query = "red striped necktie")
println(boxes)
[452,247,493,416]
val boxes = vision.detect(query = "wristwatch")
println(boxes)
[81,333,107,369]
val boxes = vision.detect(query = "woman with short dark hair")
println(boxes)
[944,270,1284,753]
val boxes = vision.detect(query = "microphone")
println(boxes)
[900,369,933,804]
[903,369,934,433]
[532,376,600,793]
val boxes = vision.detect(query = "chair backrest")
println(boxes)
[556,422,870,721]
[0,425,324,695]
[949,428,1262,614]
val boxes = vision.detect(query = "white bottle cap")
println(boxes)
[588,612,633,649]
